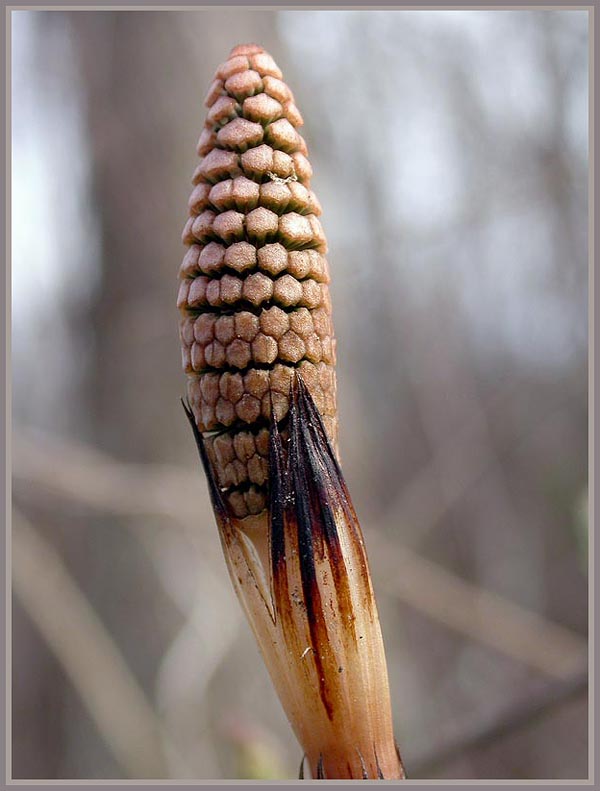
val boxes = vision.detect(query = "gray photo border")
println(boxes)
[1,1,595,789]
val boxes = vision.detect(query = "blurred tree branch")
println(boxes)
[12,509,188,779]
[410,667,588,777]
[369,534,587,680]
[13,426,586,681]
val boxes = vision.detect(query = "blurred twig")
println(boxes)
[12,428,203,526]
[12,509,188,779]
[369,535,587,680]
[366,366,587,678]
[377,377,518,544]
[13,425,587,680]
[155,568,243,779]
[410,667,588,777]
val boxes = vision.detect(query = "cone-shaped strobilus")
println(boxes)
[178,44,405,780]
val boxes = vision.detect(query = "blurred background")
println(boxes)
[11,8,589,780]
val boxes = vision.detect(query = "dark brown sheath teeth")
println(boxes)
[178,44,337,518]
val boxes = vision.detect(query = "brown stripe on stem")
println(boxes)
[316,755,326,779]
[181,398,229,524]
[291,376,371,634]
[267,412,304,650]
[268,413,287,584]
[374,746,385,780]
[288,388,337,721]
[298,755,306,780]
[184,398,275,621]
[299,377,376,624]
[296,375,366,545]
[357,749,369,779]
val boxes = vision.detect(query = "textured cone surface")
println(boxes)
[179,44,337,518]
